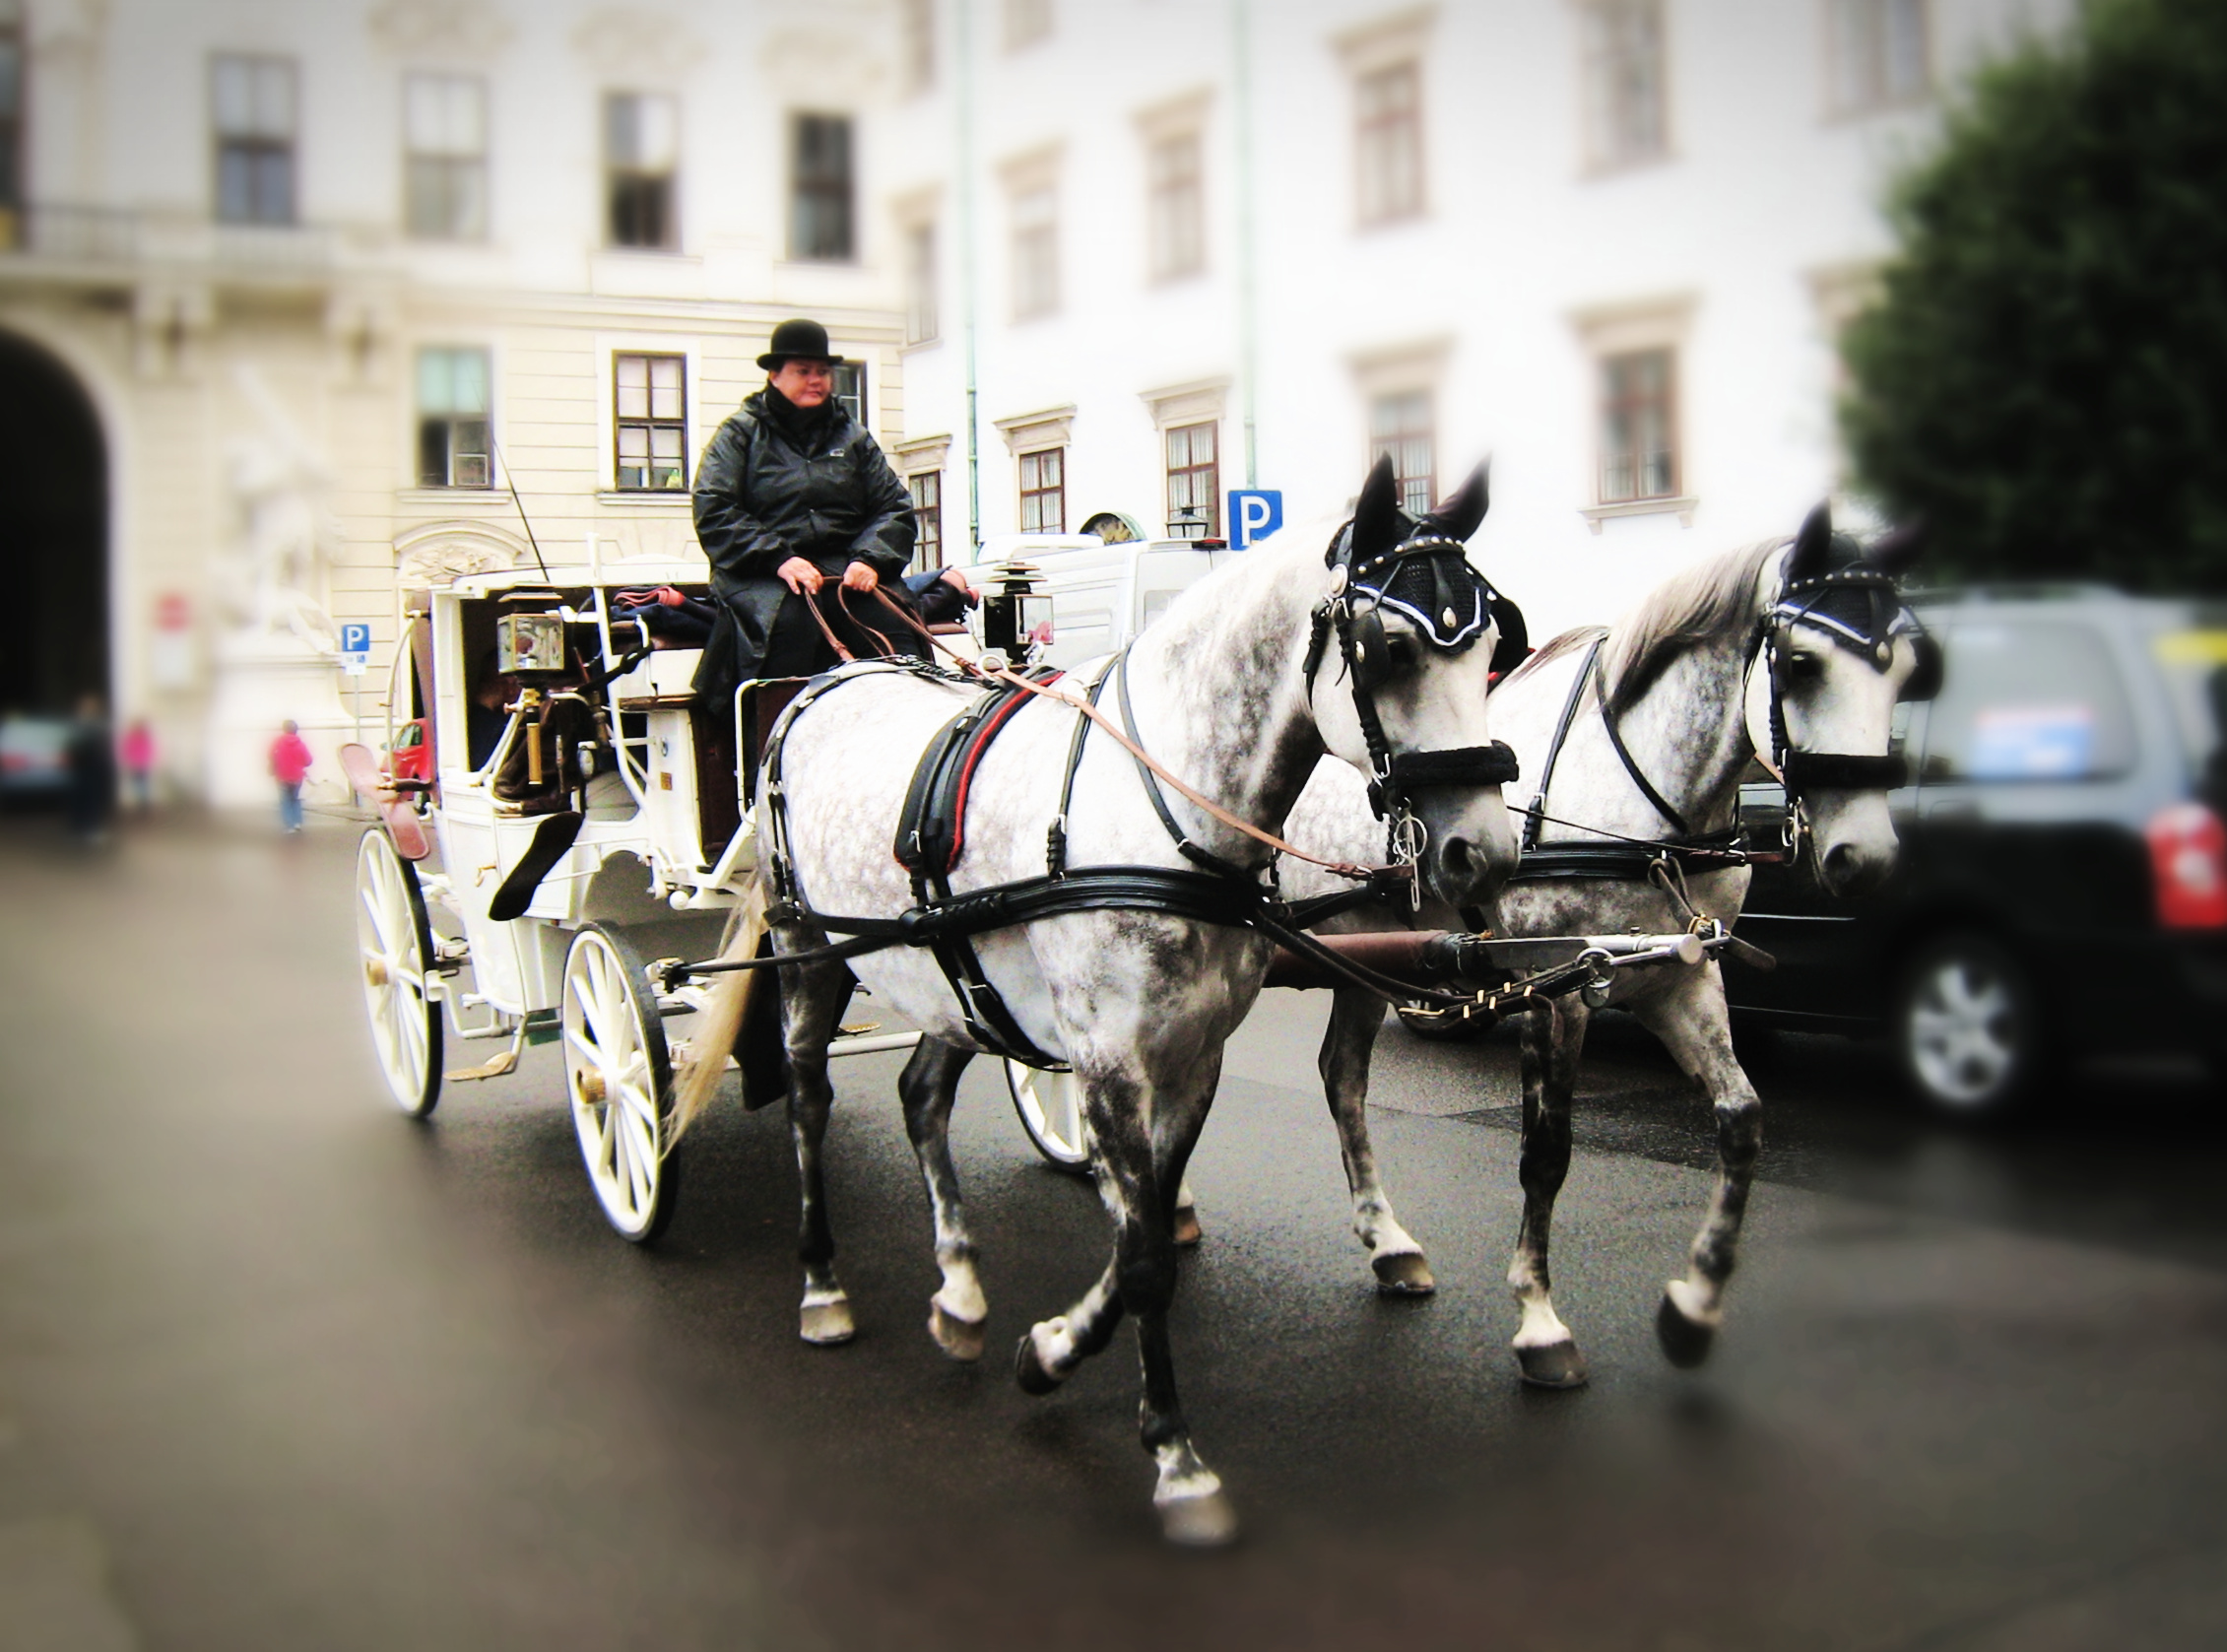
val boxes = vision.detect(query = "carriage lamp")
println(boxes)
[981,563,1052,659]
[495,612,568,678]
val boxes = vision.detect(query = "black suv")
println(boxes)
[1725,586,2227,1115]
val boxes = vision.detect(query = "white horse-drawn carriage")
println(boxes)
[345,460,1934,1545]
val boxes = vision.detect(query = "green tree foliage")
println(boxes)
[1841,0,2227,590]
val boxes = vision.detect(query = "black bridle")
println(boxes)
[1302,523,1524,878]
[1759,563,1940,800]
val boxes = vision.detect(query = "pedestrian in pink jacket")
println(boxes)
[269,720,313,834]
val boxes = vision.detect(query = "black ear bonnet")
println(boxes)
[1772,533,1939,703]
[1324,522,1527,685]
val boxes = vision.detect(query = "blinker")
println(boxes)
[1348,602,1392,692]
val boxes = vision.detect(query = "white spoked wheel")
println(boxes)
[355,828,443,1118]
[562,923,681,1243]
[1006,1060,1090,1173]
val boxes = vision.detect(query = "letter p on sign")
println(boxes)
[1227,490,1283,549]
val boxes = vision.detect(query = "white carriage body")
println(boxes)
[412,560,745,1022]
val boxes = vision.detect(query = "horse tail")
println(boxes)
[669,871,769,1147]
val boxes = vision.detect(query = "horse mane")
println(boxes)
[1500,625,1605,688]
[1599,538,1786,715]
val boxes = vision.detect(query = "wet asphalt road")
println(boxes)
[4,811,2227,1650]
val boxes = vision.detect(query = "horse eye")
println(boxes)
[1385,634,1419,675]
[1786,652,1825,682]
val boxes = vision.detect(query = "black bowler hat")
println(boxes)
[756,318,848,369]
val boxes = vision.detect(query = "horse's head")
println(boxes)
[1307,455,1524,907]
[1745,503,1936,898]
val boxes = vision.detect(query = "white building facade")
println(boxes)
[881,0,2069,641]
[0,0,908,801]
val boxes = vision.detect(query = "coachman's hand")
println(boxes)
[777,557,823,595]
[840,562,880,593]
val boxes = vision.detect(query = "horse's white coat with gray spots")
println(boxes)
[1283,522,1926,1382]
[761,462,1520,1543]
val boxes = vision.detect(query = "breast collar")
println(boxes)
[1301,522,1522,893]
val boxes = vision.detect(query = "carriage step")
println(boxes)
[445,1049,519,1083]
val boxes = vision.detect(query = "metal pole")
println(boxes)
[1234,0,1260,488]
[958,0,982,553]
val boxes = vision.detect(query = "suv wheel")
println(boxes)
[1893,930,2039,1118]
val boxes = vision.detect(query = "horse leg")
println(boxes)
[1628,973,1762,1368]
[1319,985,1434,1294]
[782,951,858,1346]
[1507,996,1592,1388]
[1015,1054,1235,1545]
[897,1036,987,1360]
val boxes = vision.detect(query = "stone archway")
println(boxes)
[0,330,107,714]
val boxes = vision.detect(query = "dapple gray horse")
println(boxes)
[679,458,1520,1544]
[1279,505,1928,1385]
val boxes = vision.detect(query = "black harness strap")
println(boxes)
[1591,650,1692,837]
[1519,631,1607,854]
[1046,660,1114,876]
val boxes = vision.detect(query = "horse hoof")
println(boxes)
[1014,1332,1065,1396]
[1156,1489,1240,1548]
[799,1299,855,1346]
[1372,1251,1437,1296]
[1172,1206,1204,1248]
[929,1300,986,1362]
[1656,1291,1716,1369]
[1515,1339,1591,1389]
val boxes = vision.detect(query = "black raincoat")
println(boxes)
[690,384,919,706]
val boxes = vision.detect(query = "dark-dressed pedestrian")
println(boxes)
[689,317,921,717]
[269,719,313,834]
[65,694,115,844]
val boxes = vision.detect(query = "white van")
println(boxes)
[968,532,1236,671]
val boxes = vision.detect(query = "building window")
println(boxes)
[213,55,297,226]
[899,0,936,94]
[1370,391,1434,516]
[789,112,854,262]
[1005,0,1052,50]
[1018,448,1064,532]
[0,0,23,225]
[908,470,943,571]
[833,362,867,427]
[1012,181,1058,319]
[1828,0,1930,114]
[614,353,687,491]
[1164,422,1219,539]
[1354,61,1424,226]
[904,220,940,344]
[1580,0,1669,171]
[605,92,678,249]
[1146,129,1205,281]
[1599,347,1678,502]
[417,348,491,489]
[404,74,487,240]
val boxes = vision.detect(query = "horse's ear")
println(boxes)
[1867,515,1928,575]
[1349,453,1404,561]
[1787,501,1834,584]
[1422,459,1490,544]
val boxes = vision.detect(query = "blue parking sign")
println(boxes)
[339,622,371,677]
[1227,490,1283,549]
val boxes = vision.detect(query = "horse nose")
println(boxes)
[1821,840,1888,898]
[1434,828,1514,905]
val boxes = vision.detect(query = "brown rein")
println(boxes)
[791,581,1392,886]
